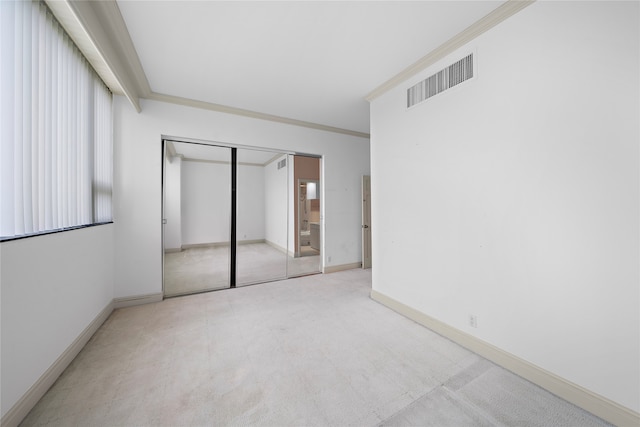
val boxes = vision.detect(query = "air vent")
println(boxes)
[277,158,287,170]
[407,53,474,108]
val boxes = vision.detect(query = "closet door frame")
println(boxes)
[161,136,322,297]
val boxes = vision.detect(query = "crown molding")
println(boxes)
[365,0,535,102]
[46,0,370,139]
[148,92,371,139]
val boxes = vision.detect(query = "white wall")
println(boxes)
[163,156,182,250]
[0,225,114,417]
[181,160,232,246]
[264,154,289,251]
[180,160,266,246]
[370,1,639,412]
[237,163,266,242]
[113,97,369,298]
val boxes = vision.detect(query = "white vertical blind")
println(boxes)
[0,0,112,239]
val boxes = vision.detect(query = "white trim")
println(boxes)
[162,135,321,159]
[323,262,362,274]
[264,239,295,258]
[182,157,266,168]
[113,293,163,309]
[45,1,371,138]
[0,301,114,427]
[166,141,178,158]
[180,239,264,250]
[370,290,640,427]
[181,242,230,249]
[45,0,151,112]
[95,0,151,97]
[148,92,370,139]
[44,0,123,97]
[238,239,267,246]
[365,0,535,102]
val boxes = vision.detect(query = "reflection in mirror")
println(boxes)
[289,155,321,277]
[235,152,321,284]
[163,142,231,296]
[162,141,322,296]
[236,149,289,286]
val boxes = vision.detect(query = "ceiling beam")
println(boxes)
[46,0,151,113]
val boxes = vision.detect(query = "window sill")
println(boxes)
[0,222,114,243]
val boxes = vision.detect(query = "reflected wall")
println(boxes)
[163,142,231,296]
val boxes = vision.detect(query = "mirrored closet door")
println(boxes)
[236,149,289,286]
[163,142,231,297]
[163,140,322,297]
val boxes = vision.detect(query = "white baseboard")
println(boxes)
[238,239,266,245]
[323,262,362,274]
[0,301,114,427]
[181,242,229,249]
[113,292,163,309]
[264,239,295,257]
[4,292,163,426]
[370,290,640,427]
[181,239,265,250]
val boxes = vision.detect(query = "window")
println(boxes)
[0,0,113,241]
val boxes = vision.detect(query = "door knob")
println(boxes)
[362,224,369,228]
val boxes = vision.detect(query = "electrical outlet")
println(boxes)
[469,315,478,328]
[327,255,332,262]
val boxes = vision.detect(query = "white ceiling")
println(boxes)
[117,1,505,134]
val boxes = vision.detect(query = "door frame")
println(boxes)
[296,178,321,259]
[161,136,323,297]
[362,175,372,269]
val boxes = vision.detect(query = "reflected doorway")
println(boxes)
[290,155,321,277]
[162,139,321,297]
[298,180,320,258]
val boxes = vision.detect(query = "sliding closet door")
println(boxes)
[163,141,323,295]
[235,149,289,286]
[163,142,231,296]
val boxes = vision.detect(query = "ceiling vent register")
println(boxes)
[407,53,474,108]
[277,158,287,170]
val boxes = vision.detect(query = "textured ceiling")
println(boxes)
[117,1,504,134]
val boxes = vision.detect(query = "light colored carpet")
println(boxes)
[21,269,610,427]
[164,243,320,296]
[299,245,320,257]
